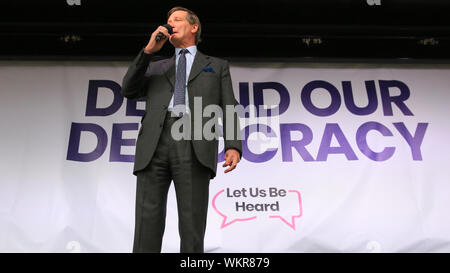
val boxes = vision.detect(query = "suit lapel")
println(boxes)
[188,51,211,83]
[163,50,211,91]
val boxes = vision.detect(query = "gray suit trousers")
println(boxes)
[133,112,211,253]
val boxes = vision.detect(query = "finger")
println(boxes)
[224,157,238,173]
[233,156,240,165]
[224,162,237,173]
[222,158,231,167]
[158,27,170,36]
[152,27,169,39]
[235,156,240,164]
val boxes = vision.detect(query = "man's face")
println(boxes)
[167,10,197,46]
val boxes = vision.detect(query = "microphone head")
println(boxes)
[162,24,173,34]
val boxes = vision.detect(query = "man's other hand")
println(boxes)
[222,149,240,173]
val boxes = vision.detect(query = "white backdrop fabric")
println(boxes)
[1,60,450,253]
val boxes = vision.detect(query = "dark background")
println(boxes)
[1,0,450,62]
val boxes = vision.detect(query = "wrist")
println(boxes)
[144,45,157,54]
[144,47,152,54]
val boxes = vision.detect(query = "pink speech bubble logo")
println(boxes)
[212,189,257,228]
[269,190,302,230]
[212,189,303,230]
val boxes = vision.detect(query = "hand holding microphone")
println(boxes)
[155,24,173,41]
[144,24,173,54]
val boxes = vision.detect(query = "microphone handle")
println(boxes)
[155,33,164,42]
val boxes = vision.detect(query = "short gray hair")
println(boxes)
[168,6,202,44]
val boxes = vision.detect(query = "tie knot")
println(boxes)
[179,48,189,55]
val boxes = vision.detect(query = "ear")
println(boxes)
[191,24,199,34]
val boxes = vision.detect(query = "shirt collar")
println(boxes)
[175,45,197,57]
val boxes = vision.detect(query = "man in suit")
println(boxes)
[121,6,242,253]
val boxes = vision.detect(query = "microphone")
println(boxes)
[155,24,173,42]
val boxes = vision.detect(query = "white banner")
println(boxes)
[1,60,450,252]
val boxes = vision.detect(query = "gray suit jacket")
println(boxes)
[121,48,242,179]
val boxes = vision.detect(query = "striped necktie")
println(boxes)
[173,48,188,116]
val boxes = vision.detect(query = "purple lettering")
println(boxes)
[356,121,395,161]
[66,122,107,162]
[379,80,414,116]
[301,80,341,117]
[317,123,358,161]
[242,124,277,163]
[86,80,123,116]
[253,82,290,116]
[109,123,138,162]
[126,97,146,116]
[280,123,314,162]
[342,80,378,115]
[393,122,428,160]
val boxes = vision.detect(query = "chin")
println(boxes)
[170,40,183,47]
